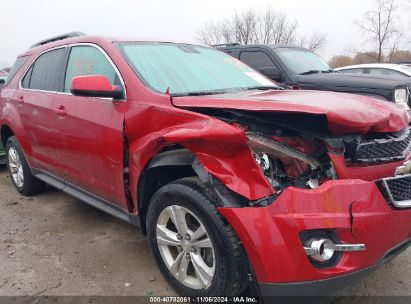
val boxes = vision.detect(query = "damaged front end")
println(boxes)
[195,108,411,209]
[185,107,411,293]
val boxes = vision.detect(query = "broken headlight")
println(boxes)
[247,132,324,190]
[254,153,271,172]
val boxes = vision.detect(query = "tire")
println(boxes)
[5,136,46,196]
[146,177,248,296]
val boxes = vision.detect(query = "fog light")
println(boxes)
[304,238,366,263]
[304,238,335,262]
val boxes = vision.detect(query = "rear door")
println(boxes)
[53,44,128,209]
[17,47,67,174]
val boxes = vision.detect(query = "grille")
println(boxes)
[378,174,411,208]
[347,128,411,163]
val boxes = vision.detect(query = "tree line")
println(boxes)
[196,8,327,53]
[197,0,410,66]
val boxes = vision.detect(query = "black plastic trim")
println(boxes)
[32,169,140,228]
[30,32,86,49]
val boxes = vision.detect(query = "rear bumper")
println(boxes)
[218,179,411,290]
[258,237,410,298]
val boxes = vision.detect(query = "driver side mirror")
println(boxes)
[71,75,124,99]
[259,67,284,82]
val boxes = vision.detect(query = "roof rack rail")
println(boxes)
[30,32,86,49]
[212,43,241,48]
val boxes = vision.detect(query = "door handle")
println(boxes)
[54,106,67,117]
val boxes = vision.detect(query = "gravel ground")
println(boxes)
[0,167,409,302]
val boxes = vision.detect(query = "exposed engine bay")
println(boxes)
[191,108,411,199]
[246,131,336,193]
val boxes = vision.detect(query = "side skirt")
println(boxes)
[32,169,141,229]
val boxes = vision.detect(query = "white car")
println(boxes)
[336,63,411,77]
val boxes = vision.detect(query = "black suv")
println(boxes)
[218,44,411,108]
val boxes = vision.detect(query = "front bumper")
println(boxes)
[259,237,410,298]
[217,179,411,294]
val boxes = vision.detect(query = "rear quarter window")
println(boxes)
[4,56,29,85]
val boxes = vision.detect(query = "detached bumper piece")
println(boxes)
[378,174,411,208]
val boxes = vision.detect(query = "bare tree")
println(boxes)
[299,32,328,53]
[196,22,224,45]
[254,11,298,44]
[352,52,381,64]
[196,7,315,48]
[232,9,257,44]
[387,49,411,62]
[357,0,403,62]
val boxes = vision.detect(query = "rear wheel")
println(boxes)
[146,177,247,296]
[6,136,46,195]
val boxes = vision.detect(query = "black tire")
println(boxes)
[5,136,46,196]
[146,177,248,296]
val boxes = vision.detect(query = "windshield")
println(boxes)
[117,42,278,96]
[275,48,331,75]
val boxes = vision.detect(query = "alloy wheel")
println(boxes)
[156,205,216,290]
[8,147,24,188]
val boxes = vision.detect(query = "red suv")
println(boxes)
[1,33,411,299]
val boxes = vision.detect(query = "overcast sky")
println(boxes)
[1,0,410,68]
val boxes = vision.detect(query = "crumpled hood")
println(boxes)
[172,90,410,135]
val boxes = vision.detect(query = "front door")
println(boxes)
[53,45,128,209]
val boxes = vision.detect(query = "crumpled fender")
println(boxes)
[125,104,274,211]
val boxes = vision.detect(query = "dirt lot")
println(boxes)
[0,167,410,301]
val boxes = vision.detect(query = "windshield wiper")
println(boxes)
[171,90,229,97]
[299,70,321,75]
[300,69,334,75]
[245,86,281,91]
[171,86,282,97]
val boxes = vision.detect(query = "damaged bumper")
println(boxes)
[217,179,411,296]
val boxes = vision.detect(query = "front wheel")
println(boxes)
[146,178,247,296]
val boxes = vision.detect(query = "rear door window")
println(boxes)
[23,48,66,91]
[239,51,277,71]
[64,46,118,93]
